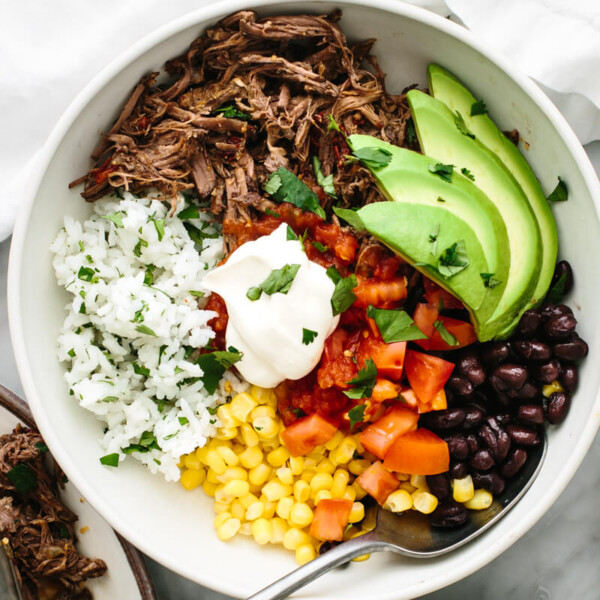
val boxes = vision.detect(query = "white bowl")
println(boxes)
[8,1,600,598]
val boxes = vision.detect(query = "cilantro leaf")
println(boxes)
[190,290,205,298]
[326,266,343,285]
[330,273,357,316]
[302,328,318,345]
[327,114,341,133]
[179,416,189,426]
[144,265,155,286]
[264,168,326,219]
[102,396,119,403]
[313,156,337,198]
[454,111,475,139]
[344,359,377,400]
[133,362,150,377]
[312,241,328,252]
[196,347,243,394]
[429,224,441,255]
[35,442,49,453]
[292,407,307,418]
[77,266,98,283]
[246,286,262,301]
[135,325,157,337]
[470,99,488,116]
[101,212,124,228]
[133,238,148,257]
[434,320,459,346]
[183,222,219,246]
[348,404,367,430]
[429,163,454,182]
[286,225,299,241]
[7,464,38,494]
[366,305,428,342]
[350,147,392,169]
[547,177,568,202]
[248,264,301,300]
[151,217,165,241]
[547,271,567,304]
[178,205,200,220]
[438,240,469,277]
[461,167,475,181]
[100,453,119,467]
[264,208,281,218]
[480,272,502,289]
[332,206,365,232]
[214,105,251,120]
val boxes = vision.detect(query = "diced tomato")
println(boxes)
[317,355,357,389]
[313,223,359,263]
[404,350,454,405]
[358,337,407,380]
[383,428,450,475]
[413,302,439,338]
[356,461,399,505]
[398,388,419,410]
[423,277,464,310]
[371,379,403,404]
[360,405,419,459]
[309,499,353,541]
[429,388,448,411]
[355,244,402,280]
[281,413,338,456]
[353,277,407,308]
[424,316,477,351]
[204,293,228,350]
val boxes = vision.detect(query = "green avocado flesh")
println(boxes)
[348,134,509,329]
[427,63,558,335]
[407,88,542,339]
[356,201,491,326]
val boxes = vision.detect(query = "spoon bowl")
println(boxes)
[248,433,546,600]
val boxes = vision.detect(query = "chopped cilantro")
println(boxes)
[547,271,567,304]
[302,328,318,345]
[190,290,205,298]
[78,240,85,252]
[133,238,148,257]
[77,266,97,283]
[135,325,157,337]
[292,408,307,418]
[434,320,459,346]
[99,453,119,467]
[246,286,262,301]
[438,240,469,277]
[366,305,428,343]
[470,99,488,116]
[547,177,568,202]
[79,303,86,314]
[327,114,341,133]
[247,264,301,300]
[461,167,475,181]
[196,347,243,395]
[133,362,150,377]
[102,396,119,403]
[349,146,392,169]
[7,464,38,495]
[332,206,365,232]
[429,163,454,182]
[183,222,219,246]
[429,224,441,255]
[437,196,446,203]
[35,442,49,453]
[326,266,343,285]
[348,404,367,430]
[330,272,358,316]
[150,217,165,241]
[312,156,337,198]
[286,225,299,241]
[57,524,71,539]
[312,241,328,252]
[178,205,200,220]
[480,272,502,289]
[143,265,155,286]
[164,431,179,441]
[214,105,251,120]
[264,168,326,219]
[264,208,281,218]
[454,111,475,138]
[67,348,76,358]
[344,359,378,400]
[178,417,189,426]
[406,119,417,145]
[101,212,124,228]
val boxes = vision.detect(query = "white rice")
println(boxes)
[51,191,248,481]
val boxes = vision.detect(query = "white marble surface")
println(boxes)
[2,143,600,598]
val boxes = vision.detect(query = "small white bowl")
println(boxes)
[8,1,600,598]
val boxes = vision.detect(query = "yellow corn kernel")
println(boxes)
[270,517,289,544]
[206,469,221,484]
[331,470,350,498]
[276,467,294,486]
[303,456,318,470]
[351,482,368,501]
[412,491,438,514]
[289,456,304,476]
[313,489,332,505]
[343,525,359,541]
[324,430,344,451]
[316,459,336,474]
[214,501,230,514]
[452,475,475,503]
[395,472,411,481]
[208,438,225,451]
[222,479,250,499]
[216,427,238,441]
[245,501,264,521]
[362,505,378,532]
[231,500,245,521]
[410,474,428,490]
[348,459,370,476]
[250,385,274,404]
[216,517,241,541]
[296,543,316,565]
[216,446,239,467]
[263,480,292,502]
[214,512,232,530]
[205,450,227,475]
[349,502,365,523]
[341,486,356,502]
[239,522,253,536]
[217,404,240,429]
[251,518,272,545]
[180,468,205,490]
[331,438,357,465]
[239,446,263,469]
[464,488,493,510]
[249,463,272,487]
[195,446,209,464]
[399,482,417,494]
[202,481,218,497]
[543,379,565,397]
[293,480,310,503]
[183,453,201,471]
[240,423,259,448]
[283,527,312,551]
[230,393,258,422]
[384,489,413,513]
[240,493,259,509]
[217,467,248,484]
[352,552,371,562]
[276,496,294,520]
[310,472,333,493]
[289,502,314,528]
[300,471,314,484]
[253,416,279,439]
[251,405,277,420]
[263,501,276,519]
[267,447,290,468]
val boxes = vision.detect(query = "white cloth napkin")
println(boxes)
[1,0,599,242]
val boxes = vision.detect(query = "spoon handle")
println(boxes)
[246,532,390,600]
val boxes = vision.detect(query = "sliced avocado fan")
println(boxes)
[407,89,542,339]
[426,63,558,335]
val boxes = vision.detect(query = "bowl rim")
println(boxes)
[8,0,600,597]
[0,384,158,600]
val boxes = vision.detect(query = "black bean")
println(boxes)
[560,364,578,392]
[553,336,588,362]
[551,261,574,295]
[446,376,474,398]
[421,408,466,430]
[544,313,577,339]
[512,340,552,361]
[472,471,506,495]
[517,404,545,425]
[486,417,511,460]
[469,449,495,471]
[481,342,511,365]
[426,473,451,501]
[491,364,528,391]
[466,433,479,455]
[500,448,528,479]
[547,392,570,424]
[430,501,469,527]
[449,461,469,479]
[532,359,561,384]
[463,405,485,429]
[515,381,540,401]
[444,433,469,460]
[457,351,486,387]
[516,309,542,338]
[506,425,540,446]
[495,413,513,426]
[541,304,572,322]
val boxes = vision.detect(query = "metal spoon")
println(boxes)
[0,538,23,600]
[248,433,546,600]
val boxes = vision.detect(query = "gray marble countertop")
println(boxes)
[2,143,600,598]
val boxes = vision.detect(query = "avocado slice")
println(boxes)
[407,89,542,339]
[427,63,558,330]
[348,134,509,331]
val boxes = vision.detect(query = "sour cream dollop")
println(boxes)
[202,223,340,388]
